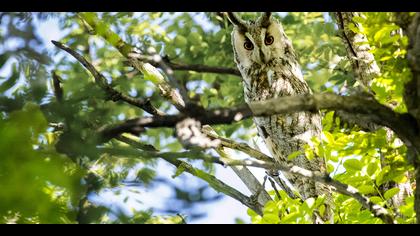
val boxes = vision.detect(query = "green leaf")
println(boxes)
[369,196,384,205]
[174,35,187,47]
[327,163,334,173]
[262,213,279,223]
[357,185,376,195]
[188,32,202,45]
[366,162,378,176]
[384,187,400,200]
[281,212,300,223]
[288,150,303,160]
[343,159,363,171]
[373,25,400,43]
[323,131,335,144]
[376,166,390,186]
[172,165,186,178]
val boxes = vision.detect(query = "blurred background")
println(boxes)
[0,12,352,224]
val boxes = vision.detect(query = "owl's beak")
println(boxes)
[259,48,271,64]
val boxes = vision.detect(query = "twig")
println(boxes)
[202,125,274,163]
[51,40,163,116]
[202,124,298,199]
[128,49,191,107]
[267,176,282,200]
[77,12,187,111]
[52,71,63,102]
[117,134,264,215]
[202,125,272,206]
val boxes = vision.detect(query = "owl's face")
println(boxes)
[230,14,290,69]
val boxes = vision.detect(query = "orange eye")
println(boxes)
[265,35,274,45]
[244,41,254,50]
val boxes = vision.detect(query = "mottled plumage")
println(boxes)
[228,13,332,222]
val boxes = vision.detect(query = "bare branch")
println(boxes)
[77,12,187,111]
[201,125,272,206]
[202,125,298,199]
[202,125,274,163]
[51,40,163,116]
[130,53,240,76]
[116,134,264,215]
[52,71,63,102]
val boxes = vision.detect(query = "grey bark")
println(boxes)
[405,12,420,224]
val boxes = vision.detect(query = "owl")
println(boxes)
[227,12,332,222]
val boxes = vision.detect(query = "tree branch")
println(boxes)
[51,40,163,116]
[248,93,420,151]
[202,125,298,199]
[77,12,187,111]
[202,125,274,163]
[159,60,240,77]
[201,125,273,206]
[116,134,264,215]
[129,53,241,77]
[201,125,393,223]
[115,133,394,223]
[100,93,418,151]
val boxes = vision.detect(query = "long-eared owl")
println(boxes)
[227,12,332,221]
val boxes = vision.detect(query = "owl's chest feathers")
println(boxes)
[241,59,321,157]
[242,61,310,103]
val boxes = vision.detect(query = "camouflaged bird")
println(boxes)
[227,12,333,223]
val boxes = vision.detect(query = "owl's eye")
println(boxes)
[265,35,274,45]
[244,41,254,50]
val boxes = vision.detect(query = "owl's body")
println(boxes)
[228,13,332,221]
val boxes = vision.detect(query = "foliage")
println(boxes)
[0,12,417,224]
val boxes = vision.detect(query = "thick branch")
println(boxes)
[98,105,251,142]
[248,93,419,150]
[100,93,419,151]
[51,40,163,116]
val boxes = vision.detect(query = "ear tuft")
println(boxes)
[258,12,272,28]
[226,12,248,32]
